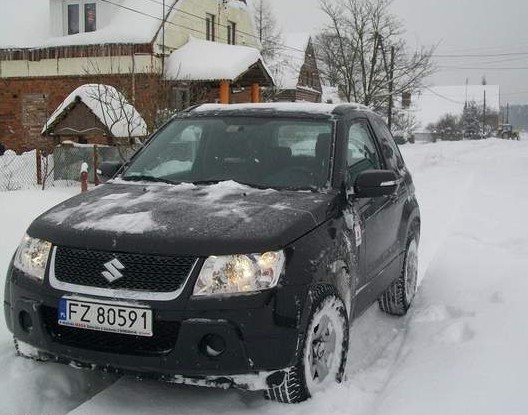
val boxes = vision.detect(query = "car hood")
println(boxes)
[29,180,338,256]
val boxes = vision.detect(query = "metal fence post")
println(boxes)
[36,150,42,185]
[93,144,100,186]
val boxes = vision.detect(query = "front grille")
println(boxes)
[54,246,197,293]
[41,306,179,356]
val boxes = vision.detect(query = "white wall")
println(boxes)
[159,0,259,53]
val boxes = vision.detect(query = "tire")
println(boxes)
[378,229,419,316]
[265,286,349,403]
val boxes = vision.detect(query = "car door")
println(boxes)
[345,119,401,289]
[368,114,410,262]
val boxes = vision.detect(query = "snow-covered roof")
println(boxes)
[165,37,271,82]
[414,85,501,130]
[42,84,147,138]
[0,0,172,49]
[270,33,311,90]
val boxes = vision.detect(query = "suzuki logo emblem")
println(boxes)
[102,258,125,283]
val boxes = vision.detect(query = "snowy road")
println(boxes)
[1,138,528,414]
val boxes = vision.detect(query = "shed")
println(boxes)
[42,84,147,145]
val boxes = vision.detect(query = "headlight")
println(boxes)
[193,251,285,296]
[13,234,52,282]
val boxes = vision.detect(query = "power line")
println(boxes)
[421,86,466,105]
[430,51,528,59]
[439,66,528,71]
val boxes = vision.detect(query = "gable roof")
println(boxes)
[270,33,312,90]
[165,37,274,85]
[42,84,147,138]
[0,0,175,49]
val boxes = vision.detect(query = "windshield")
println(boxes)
[123,117,334,190]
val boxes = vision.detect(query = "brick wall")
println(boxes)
[0,74,163,153]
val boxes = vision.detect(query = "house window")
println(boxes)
[227,21,236,45]
[84,3,97,32]
[206,14,216,41]
[66,1,97,35]
[68,4,80,35]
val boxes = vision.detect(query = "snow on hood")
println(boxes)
[42,84,148,138]
[31,181,336,256]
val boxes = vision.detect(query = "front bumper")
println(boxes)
[4,265,308,390]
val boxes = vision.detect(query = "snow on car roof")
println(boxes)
[192,102,371,115]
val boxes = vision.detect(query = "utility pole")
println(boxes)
[259,2,263,43]
[161,0,166,75]
[506,102,510,124]
[482,89,486,138]
[465,78,469,108]
[387,46,395,131]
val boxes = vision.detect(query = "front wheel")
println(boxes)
[265,286,349,403]
[379,232,419,316]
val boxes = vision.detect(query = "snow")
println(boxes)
[321,86,346,104]
[165,37,269,82]
[42,84,148,138]
[73,211,163,234]
[194,102,367,114]
[2,139,528,414]
[413,85,501,131]
[270,33,311,90]
[0,0,167,49]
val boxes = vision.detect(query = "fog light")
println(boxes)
[200,334,226,358]
[19,310,33,333]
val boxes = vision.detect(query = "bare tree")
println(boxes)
[253,0,283,61]
[316,0,435,112]
[86,83,146,142]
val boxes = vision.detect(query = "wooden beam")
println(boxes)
[219,80,230,104]
[251,83,261,103]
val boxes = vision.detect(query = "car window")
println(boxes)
[347,121,382,184]
[145,124,203,177]
[370,117,405,171]
[278,123,331,156]
[123,118,333,190]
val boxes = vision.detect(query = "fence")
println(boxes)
[0,144,139,191]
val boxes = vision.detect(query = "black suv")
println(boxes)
[4,103,420,403]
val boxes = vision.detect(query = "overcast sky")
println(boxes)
[268,0,528,105]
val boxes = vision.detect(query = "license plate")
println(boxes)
[58,297,153,337]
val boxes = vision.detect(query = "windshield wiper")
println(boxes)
[122,175,176,185]
[192,179,223,185]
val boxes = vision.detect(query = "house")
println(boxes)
[0,0,273,153]
[270,33,323,103]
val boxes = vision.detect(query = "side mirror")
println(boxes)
[99,161,124,182]
[354,170,399,198]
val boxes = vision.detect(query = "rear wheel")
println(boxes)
[378,231,419,316]
[265,286,349,403]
